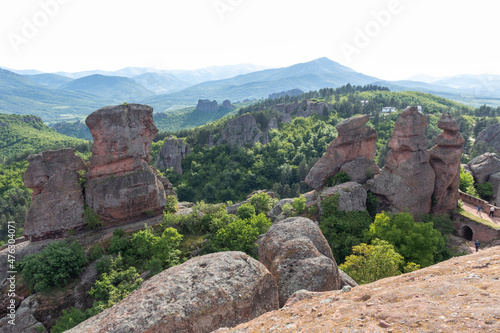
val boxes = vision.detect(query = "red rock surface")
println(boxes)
[305,115,377,190]
[429,113,465,214]
[222,246,500,332]
[85,104,168,224]
[372,107,435,216]
[23,148,88,241]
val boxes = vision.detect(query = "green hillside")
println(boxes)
[0,113,91,161]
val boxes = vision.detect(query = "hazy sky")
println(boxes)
[0,0,499,80]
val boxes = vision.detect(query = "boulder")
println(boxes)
[429,113,465,214]
[339,157,381,184]
[305,115,377,190]
[475,123,500,153]
[317,182,367,214]
[259,217,341,307]
[216,114,268,147]
[372,107,435,216]
[338,268,359,288]
[467,152,500,184]
[85,104,168,225]
[268,198,294,222]
[489,172,500,205]
[155,136,191,174]
[221,100,234,110]
[67,252,278,333]
[23,148,88,241]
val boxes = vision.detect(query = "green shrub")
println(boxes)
[164,195,179,214]
[50,308,88,333]
[88,244,104,262]
[152,227,183,268]
[249,192,276,215]
[281,203,295,217]
[84,204,102,230]
[237,203,256,219]
[326,171,351,186]
[18,240,88,292]
[292,195,306,215]
[477,182,494,201]
[108,229,131,255]
[459,168,478,196]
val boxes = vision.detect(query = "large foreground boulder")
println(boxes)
[372,107,435,216]
[68,252,278,333]
[23,148,88,241]
[429,113,465,214]
[259,217,341,307]
[85,104,168,224]
[305,115,377,190]
[467,152,500,184]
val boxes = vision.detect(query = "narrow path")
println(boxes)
[461,201,500,225]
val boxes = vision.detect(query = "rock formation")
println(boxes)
[475,123,500,153]
[85,104,168,224]
[259,217,341,307]
[317,182,367,214]
[155,136,191,174]
[273,100,332,123]
[268,89,304,100]
[0,295,46,333]
[216,114,269,147]
[67,252,278,333]
[429,113,465,214]
[467,152,500,184]
[23,148,88,241]
[222,246,500,333]
[372,106,435,216]
[196,99,218,112]
[305,115,378,190]
[221,100,234,110]
[339,157,380,184]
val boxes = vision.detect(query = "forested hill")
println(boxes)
[152,85,499,203]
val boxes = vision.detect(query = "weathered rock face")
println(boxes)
[475,123,500,153]
[306,115,377,190]
[221,100,234,110]
[85,104,167,224]
[216,114,269,147]
[467,152,500,184]
[273,100,332,123]
[339,157,381,184]
[155,136,191,174]
[372,107,435,216]
[317,182,367,214]
[196,99,218,112]
[429,113,465,214]
[259,217,341,307]
[23,148,88,241]
[68,252,278,333]
[0,295,46,333]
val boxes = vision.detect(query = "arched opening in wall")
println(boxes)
[461,225,473,241]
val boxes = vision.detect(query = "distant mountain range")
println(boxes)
[1,58,500,123]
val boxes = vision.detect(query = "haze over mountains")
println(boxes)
[1,57,500,122]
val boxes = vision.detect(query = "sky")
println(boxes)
[0,0,499,81]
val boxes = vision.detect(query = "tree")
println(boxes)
[367,212,445,267]
[459,167,478,196]
[339,239,405,284]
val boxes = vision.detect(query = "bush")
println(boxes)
[319,194,372,264]
[292,195,306,214]
[108,229,131,255]
[84,204,102,230]
[18,240,88,292]
[339,239,405,284]
[88,244,104,262]
[326,171,351,186]
[50,308,88,333]
[249,192,276,215]
[477,182,494,201]
[164,195,178,214]
[459,168,478,196]
[236,203,256,219]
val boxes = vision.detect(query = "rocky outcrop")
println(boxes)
[216,114,268,147]
[268,89,304,100]
[0,295,46,333]
[372,107,435,216]
[268,198,294,222]
[85,104,168,224]
[155,136,191,174]
[221,100,234,110]
[273,100,332,123]
[317,182,367,214]
[429,113,465,214]
[467,153,500,184]
[23,148,88,241]
[305,115,377,190]
[339,157,380,184]
[196,99,218,112]
[223,246,500,333]
[68,252,278,333]
[259,217,341,307]
[475,123,500,153]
